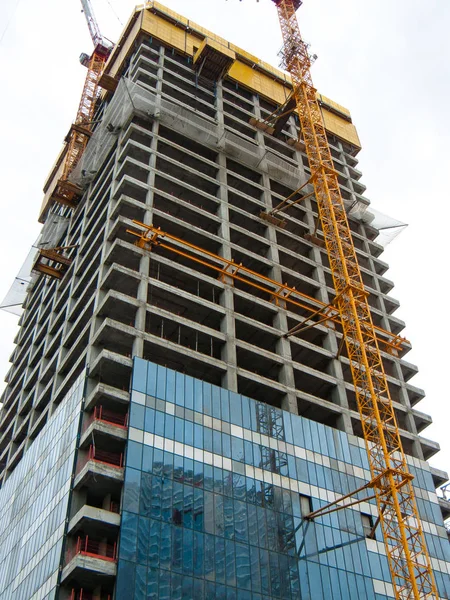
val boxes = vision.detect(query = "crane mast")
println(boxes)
[51,1,112,210]
[271,0,438,597]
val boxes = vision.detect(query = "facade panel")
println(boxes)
[116,359,450,599]
[0,373,84,600]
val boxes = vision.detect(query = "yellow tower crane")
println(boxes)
[47,0,113,213]
[270,0,437,597]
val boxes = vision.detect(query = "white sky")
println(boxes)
[0,0,449,483]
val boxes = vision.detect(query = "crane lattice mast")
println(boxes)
[271,1,437,598]
[51,1,112,210]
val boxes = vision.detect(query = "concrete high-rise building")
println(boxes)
[0,3,449,599]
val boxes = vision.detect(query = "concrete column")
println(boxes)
[254,94,297,414]
[216,143,238,393]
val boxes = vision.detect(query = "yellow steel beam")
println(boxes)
[126,220,408,355]
[272,0,437,597]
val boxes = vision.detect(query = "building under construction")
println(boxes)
[0,2,449,599]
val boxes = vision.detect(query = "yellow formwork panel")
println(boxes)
[228,61,291,106]
[228,44,260,67]
[109,12,143,78]
[318,93,351,118]
[150,1,189,26]
[189,23,225,45]
[109,4,361,149]
[194,38,236,64]
[142,10,193,55]
[321,110,361,148]
[259,59,289,82]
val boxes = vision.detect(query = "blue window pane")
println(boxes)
[236,542,251,590]
[166,368,176,403]
[130,402,145,429]
[194,488,204,530]
[214,467,223,495]
[155,410,165,437]
[147,567,159,599]
[120,512,138,561]
[203,381,212,416]
[176,372,185,406]
[148,520,160,568]
[204,534,216,581]
[226,589,237,600]
[193,577,204,598]
[146,362,157,396]
[183,485,194,529]
[156,365,167,400]
[117,560,136,598]
[224,538,235,583]
[132,358,147,393]
[195,423,204,449]
[250,545,261,593]
[160,524,172,569]
[159,568,171,600]
[185,420,194,447]
[183,528,194,574]
[222,433,231,459]
[161,477,173,521]
[185,375,194,410]
[184,458,194,484]
[165,414,175,439]
[244,440,253,465]
[172,527,183,571]
[140,472,153,516]
[150,475,162,519]
[124,468,141,513]
[135,564,147,600]
[193,531,204,578]
[213,430,222,455]
[174,417,184,443]
[204,464,214,491]
[230,392,242,426]
[242,396,251,429]
[221,389,230,423]
[215,537,225,583]
[232,436,244,462]
[144,408,155,433]
[152,448,164,476]
[182,575,193,600]
[194,378,203,413]
[212,386,221,419]
[127,440,143,470]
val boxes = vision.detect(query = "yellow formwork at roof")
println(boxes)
[106,2,361,149]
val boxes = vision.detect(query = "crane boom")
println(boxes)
[271,0,438,597]
[80,0,103,46]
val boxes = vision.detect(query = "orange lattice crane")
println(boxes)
[49,0,112,211]
[270,0,437,598]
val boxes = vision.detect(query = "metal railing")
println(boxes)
[82,406,128,433]
[66,536,117,565]
[76,445,123,474]
[70,590,112,600]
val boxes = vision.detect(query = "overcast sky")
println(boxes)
[0,0,449,483]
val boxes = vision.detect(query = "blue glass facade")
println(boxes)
[0,373,84,600]
[117,359,450,599]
